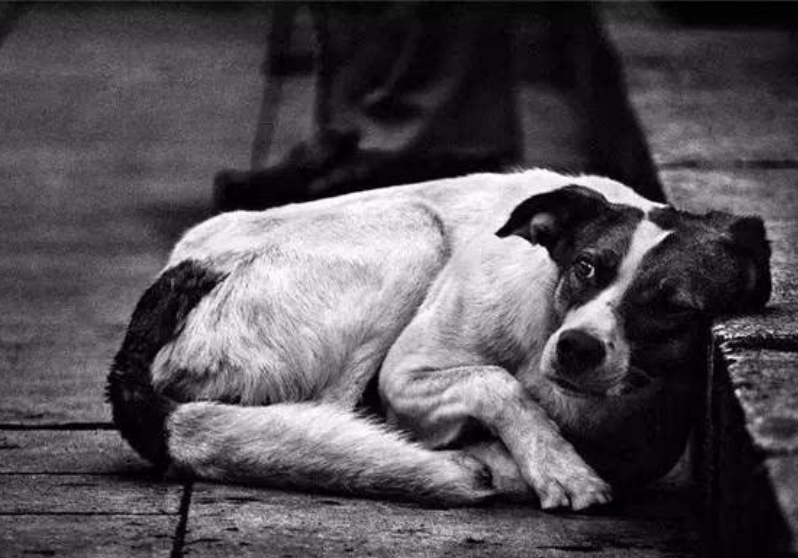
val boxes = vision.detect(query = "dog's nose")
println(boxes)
[556,329,605,373]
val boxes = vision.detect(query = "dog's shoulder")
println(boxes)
[168,198,449,267]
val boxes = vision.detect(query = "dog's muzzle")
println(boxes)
[555,329,606,375]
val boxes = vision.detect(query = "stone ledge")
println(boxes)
[708,344,798,557]
[722,349,798,456]
[714,308,798,352]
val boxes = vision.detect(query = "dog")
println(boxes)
[107,169,770,510]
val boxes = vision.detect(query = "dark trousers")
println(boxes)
[253,3,664,202]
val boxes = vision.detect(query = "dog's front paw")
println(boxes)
[524,440,612,511]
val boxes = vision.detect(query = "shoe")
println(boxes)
[214,141,509,212]
[306,152,507,199]
[213,129,360,212]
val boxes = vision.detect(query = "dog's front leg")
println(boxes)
[381,365,611,510]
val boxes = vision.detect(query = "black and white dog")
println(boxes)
[108,170,770,510]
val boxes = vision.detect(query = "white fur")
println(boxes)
[147,170,664,509]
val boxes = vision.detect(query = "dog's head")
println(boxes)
[497,185,771,399]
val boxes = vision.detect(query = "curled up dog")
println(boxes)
[107,169,771,510]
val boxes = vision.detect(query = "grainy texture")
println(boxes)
[0,474,182,515]
[607,16,798,165]
[661,170,798,221]
[726,350,798,454]
[0,430,149,474]
[0,324,125,424]
[0,3,261,424]
[0,515,176,558]
[707,361,796,558]
[630,91,798,166]
[767,454,798,554]
[713,306,798,352]
[183,484,696,558]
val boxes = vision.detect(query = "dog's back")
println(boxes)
[109,195,497,503]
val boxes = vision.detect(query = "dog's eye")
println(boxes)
[573,256,596,281]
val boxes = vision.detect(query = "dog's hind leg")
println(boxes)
[166,400,494,505]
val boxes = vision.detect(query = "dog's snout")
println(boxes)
[556,329,605,373]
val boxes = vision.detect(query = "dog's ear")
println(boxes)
[496,185,610,261]
[707,211,772,313]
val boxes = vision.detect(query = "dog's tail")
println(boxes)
[107,260,220,471]
[107,260,492,505]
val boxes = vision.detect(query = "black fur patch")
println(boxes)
[617,208,771,382]
[107,260,225,470]
[644,208,771,314]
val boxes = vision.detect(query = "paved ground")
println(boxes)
[1,3,794,557]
